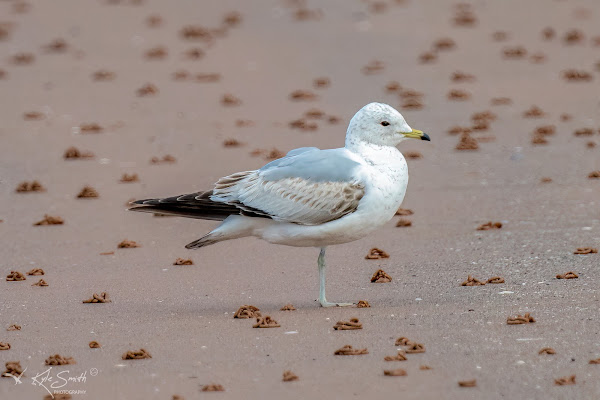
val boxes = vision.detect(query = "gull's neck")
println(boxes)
[345,139,404,168]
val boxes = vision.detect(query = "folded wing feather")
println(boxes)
[212,173,364,225]
[130,147,366,225]
[211,148,366,225]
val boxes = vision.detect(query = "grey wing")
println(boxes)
[210,148,366,225]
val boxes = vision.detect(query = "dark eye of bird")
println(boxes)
[381,121,390,126]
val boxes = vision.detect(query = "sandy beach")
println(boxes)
[1,0,599,399]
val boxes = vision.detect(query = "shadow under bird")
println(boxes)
[130,102,430,307]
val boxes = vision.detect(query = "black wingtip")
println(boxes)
[129,198,162,206]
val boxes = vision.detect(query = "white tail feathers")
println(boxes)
[184,215,261,249]
[185,233,223,249]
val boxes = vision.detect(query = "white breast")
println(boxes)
[351,144,409,228]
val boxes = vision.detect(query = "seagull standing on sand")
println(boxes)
[130,102,430,307]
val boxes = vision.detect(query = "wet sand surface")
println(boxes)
[1,0,600,399]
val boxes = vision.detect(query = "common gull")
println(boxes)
[130,102,430,307]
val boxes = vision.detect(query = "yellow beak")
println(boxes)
[402,129,430,141]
